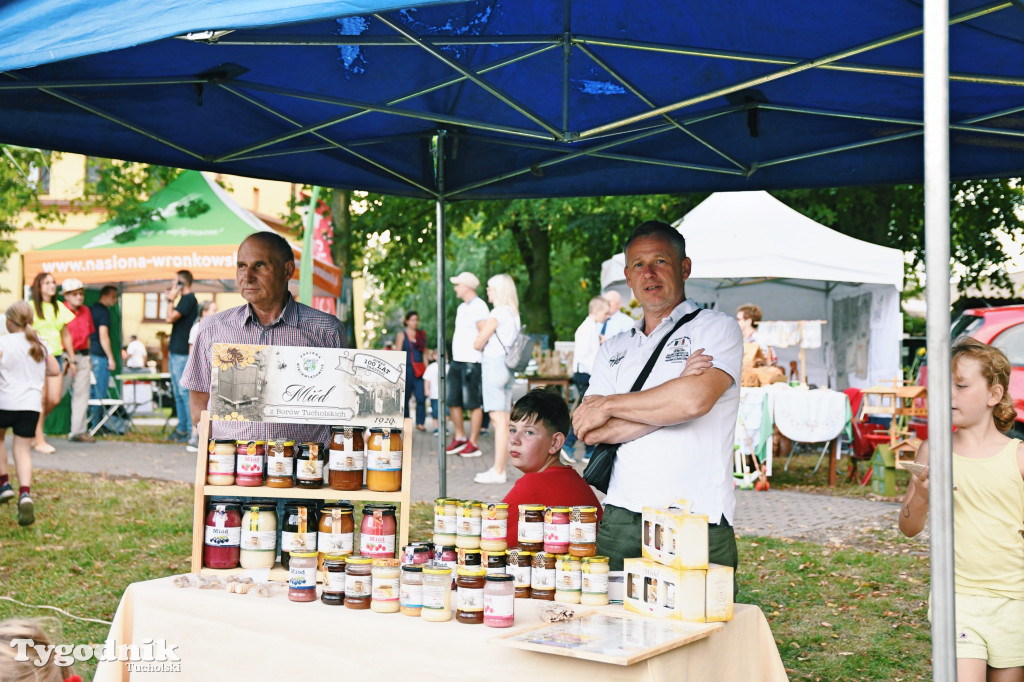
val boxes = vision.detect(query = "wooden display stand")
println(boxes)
[859,382,927,468]
[189,411,413,579]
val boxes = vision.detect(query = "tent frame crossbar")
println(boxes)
[1,0,1017,201]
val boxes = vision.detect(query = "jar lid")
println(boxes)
[235,439,266,445]
[284,501,316,510]
[485,574,514,582]
[521,504,546,511]
[456,566,487,577]
[208,501,241,510]
[485,503,508,512]
[558,554,581,566]
[290,551,317,558]
[548,506,571,513]
[362,503,396,515]
[369,426,398,433]
[324,555,348,562]
[582,556,610,565]
[459,500,480,509]
[330,425,363,432]
[573,505,598,513]
[514,550,533,558]
[402,565,424,573]
[321,503,354,513]
[423,565,452,576]
[484,549,507,557]
[268,439,295,446]
[346,555,373,565]
[459,548,481,556]
[372,558,401,568]
[438,545,457,551]
[434,497,452,505]
[242,503,275,511]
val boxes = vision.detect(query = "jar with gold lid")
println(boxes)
[328,426,365,491]
[366,428,402,492]
[543,506,571,554]
[344,555,373,609]
[581,556,610,606]
[569,506,598,557]
[518,504,545,551]
[480,503,508,552]
[317,502,354,569]
[530,551,556,600]
[456,500,481,549]
[421,565,453,622]
[234,440,266,487]
[322,555,347,605]
[554,554,582,604]
[455,566,487,624]
[371,558,401,613]
[206,440,236,485]
[265,439,295,488]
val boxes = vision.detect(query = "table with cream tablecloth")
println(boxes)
[94,576,787,681]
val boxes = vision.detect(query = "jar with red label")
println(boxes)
[433,545,458,582]
[359,503,396,558]
[295,442,325,489]
[543,506,571,554]
[281,502,318,570]
[328,426,365,491]
[366,428,403,492]
[569,506,598,557]
[266,439,295,488]
[234,440,266,486]
[203,501,241,569]
[483,574,515,628]
[518,504,545,551]
[206,440,236,485]
[401,544,431,566]
[317,503,354,569]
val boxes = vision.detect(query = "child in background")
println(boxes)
[422,349,440,434]
[0,618,80,682]
[502,388,603,547]
[899,337,1024,681]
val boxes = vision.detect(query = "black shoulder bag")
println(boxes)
[582,308,702,493]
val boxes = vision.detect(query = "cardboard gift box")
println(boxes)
[623,558,734,622]
[641,499,708,570]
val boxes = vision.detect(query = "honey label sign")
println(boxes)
[210,344,406,428]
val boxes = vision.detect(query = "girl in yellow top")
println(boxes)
[29,272,74,455]
[900,338,1024,681]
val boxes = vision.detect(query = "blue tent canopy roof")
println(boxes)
[1,0,1023,198]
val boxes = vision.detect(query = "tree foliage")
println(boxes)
[0,146,62,281]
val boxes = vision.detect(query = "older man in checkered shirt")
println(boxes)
[182,232,347,443]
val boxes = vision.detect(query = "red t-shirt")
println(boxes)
[502,466,603,548]
[64,303,95,352]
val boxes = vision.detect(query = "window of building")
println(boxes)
[27,151,51,194]
[143,293,169,322]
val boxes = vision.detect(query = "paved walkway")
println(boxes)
[7,427,911,544]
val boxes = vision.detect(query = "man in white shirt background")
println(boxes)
[559,295,610,464]
[124,335,148,371]
[445,271,489,457]
[601,289,635,339]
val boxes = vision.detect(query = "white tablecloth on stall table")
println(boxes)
[94,577,787,682]
[772,387,851,443]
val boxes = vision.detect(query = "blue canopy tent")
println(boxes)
[3,1,1022,674]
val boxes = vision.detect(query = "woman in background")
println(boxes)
[28,273,74,455]
[473,274,521,484]
[396,311,427,430]
[186,299,219,453]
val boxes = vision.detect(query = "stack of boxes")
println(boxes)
[623,500,734,623]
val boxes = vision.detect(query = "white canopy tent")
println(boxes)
[600,191,905,390]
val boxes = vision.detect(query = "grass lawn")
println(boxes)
[1,466,931,681]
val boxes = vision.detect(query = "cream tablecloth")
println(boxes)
[94,577,787,681]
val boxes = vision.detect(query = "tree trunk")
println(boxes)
[330,189,354,334]
[509,216,554,343]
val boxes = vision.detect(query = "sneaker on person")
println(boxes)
[559,447,577,465]
[474,468,506,484]
[459,442,481,457]
[168,430,189,444]
[0,482,14,504]
[18,494,35,527]
[446,438,468,454]
[69,433,96,443]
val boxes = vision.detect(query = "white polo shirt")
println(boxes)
[452,296,490,363]
[588,299,743,523]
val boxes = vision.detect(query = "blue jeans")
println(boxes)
[90,355,111,427]
[404,371,426,426]
[169,353,191,436]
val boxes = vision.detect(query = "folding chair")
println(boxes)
[87,372,126,437]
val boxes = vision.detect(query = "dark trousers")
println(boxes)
[563,371,591,451]
[404,372,425,426]
[597,503,739,596]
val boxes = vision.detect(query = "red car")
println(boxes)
[949,305,1024,437]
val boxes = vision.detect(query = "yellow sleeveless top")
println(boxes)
[953,438,1024,599]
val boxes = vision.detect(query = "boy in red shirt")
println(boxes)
[503,388,603,547]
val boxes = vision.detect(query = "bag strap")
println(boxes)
[628,308,702,393]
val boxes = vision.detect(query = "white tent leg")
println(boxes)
[924,1,955,679]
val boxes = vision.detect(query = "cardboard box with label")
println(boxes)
[624,558,734,622]
[641,499,708,570]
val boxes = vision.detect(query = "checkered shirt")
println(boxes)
[181,295,347,444]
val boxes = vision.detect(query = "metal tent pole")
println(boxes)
[434,130,448,498]
[924,1,956,679]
